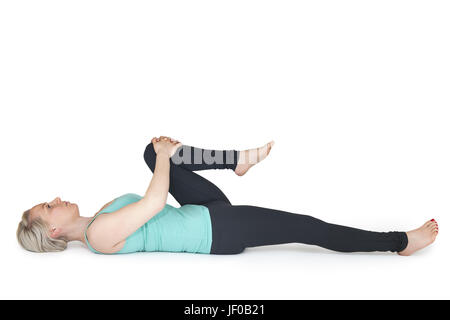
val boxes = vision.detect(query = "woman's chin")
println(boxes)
[72,203,80,215]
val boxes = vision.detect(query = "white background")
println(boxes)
[0,0,449,299]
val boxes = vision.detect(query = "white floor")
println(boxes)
[1,1,449,300]
[3,231,448,299]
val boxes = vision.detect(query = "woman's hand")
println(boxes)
[151,136,182,157]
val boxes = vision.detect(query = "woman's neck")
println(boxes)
[64,216,95,243]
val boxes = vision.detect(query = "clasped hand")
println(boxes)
[151,136,183,157]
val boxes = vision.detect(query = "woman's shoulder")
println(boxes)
[85,212,125,254]
[85,193,143,254]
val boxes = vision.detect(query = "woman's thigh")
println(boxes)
[204,200,246,255]
[144,142,232,206]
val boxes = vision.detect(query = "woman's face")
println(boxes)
[28,197,80,238]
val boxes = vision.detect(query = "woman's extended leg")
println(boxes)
[143,142,238,206]
[205,201,416,254]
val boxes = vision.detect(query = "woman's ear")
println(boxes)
[49,226,61,239]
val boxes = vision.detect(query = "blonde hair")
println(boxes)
[17,210,67,253]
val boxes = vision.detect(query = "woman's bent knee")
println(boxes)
[143,142,157,171]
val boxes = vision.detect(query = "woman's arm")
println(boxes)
[142,150,170,206]
[87,136,182,252]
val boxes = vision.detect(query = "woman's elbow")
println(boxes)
[141,196,166,212]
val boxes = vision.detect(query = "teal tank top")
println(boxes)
[84,193,213,254]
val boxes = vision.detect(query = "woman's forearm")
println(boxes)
[143,152,170,207]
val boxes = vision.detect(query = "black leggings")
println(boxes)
[143,143,408,255]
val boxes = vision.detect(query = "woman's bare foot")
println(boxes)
[398,219,439,256]
[234,140,275,176]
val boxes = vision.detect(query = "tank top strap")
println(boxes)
[84,211,105,254]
